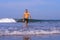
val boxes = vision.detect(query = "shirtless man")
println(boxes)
[23,9,31,27]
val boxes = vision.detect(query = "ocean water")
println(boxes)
[0,19,60,40]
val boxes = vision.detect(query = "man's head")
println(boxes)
[25,9,28,13]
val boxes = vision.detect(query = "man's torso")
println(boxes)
[24,13,30,19]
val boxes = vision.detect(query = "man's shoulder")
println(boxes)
[24,13,30,14]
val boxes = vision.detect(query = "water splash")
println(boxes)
[0,18,16,23]
[0,28,60,36]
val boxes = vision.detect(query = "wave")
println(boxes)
[15,19,60,23]
[0,29,60,36]
[15,19,40,22]
[0,18,60,23]
[0,18,40,23]
[0,18,16,23]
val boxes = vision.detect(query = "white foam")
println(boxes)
[0,29,60,36]
[0,18,16,23]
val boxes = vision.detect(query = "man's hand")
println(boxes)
[23,19,24,22]
[30,15,31,19]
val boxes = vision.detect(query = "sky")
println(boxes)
[0,0,60,20]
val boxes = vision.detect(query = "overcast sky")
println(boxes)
[0,0,60,19]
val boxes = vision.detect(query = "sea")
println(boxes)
[0,18,60,40]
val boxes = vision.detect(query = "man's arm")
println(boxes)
[22,14,25,22]
[30,15,31,19]
[29,13,31,19]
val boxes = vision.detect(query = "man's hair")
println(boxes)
[25,9,28,13]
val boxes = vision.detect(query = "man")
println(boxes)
[23,9,31,27]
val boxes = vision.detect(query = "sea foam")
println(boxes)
[0,18,16,23]
[0,29,60,36]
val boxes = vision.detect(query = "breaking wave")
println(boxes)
[0,29,60,36]
[0,18,16,23]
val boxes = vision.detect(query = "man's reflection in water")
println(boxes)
[23,36,31,40]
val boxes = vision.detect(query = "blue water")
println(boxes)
[0,21,60,40]
[0,35,60,40]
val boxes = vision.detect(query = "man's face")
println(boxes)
[25,9,28,13]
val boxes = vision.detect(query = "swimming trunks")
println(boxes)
[24,18,28,23]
